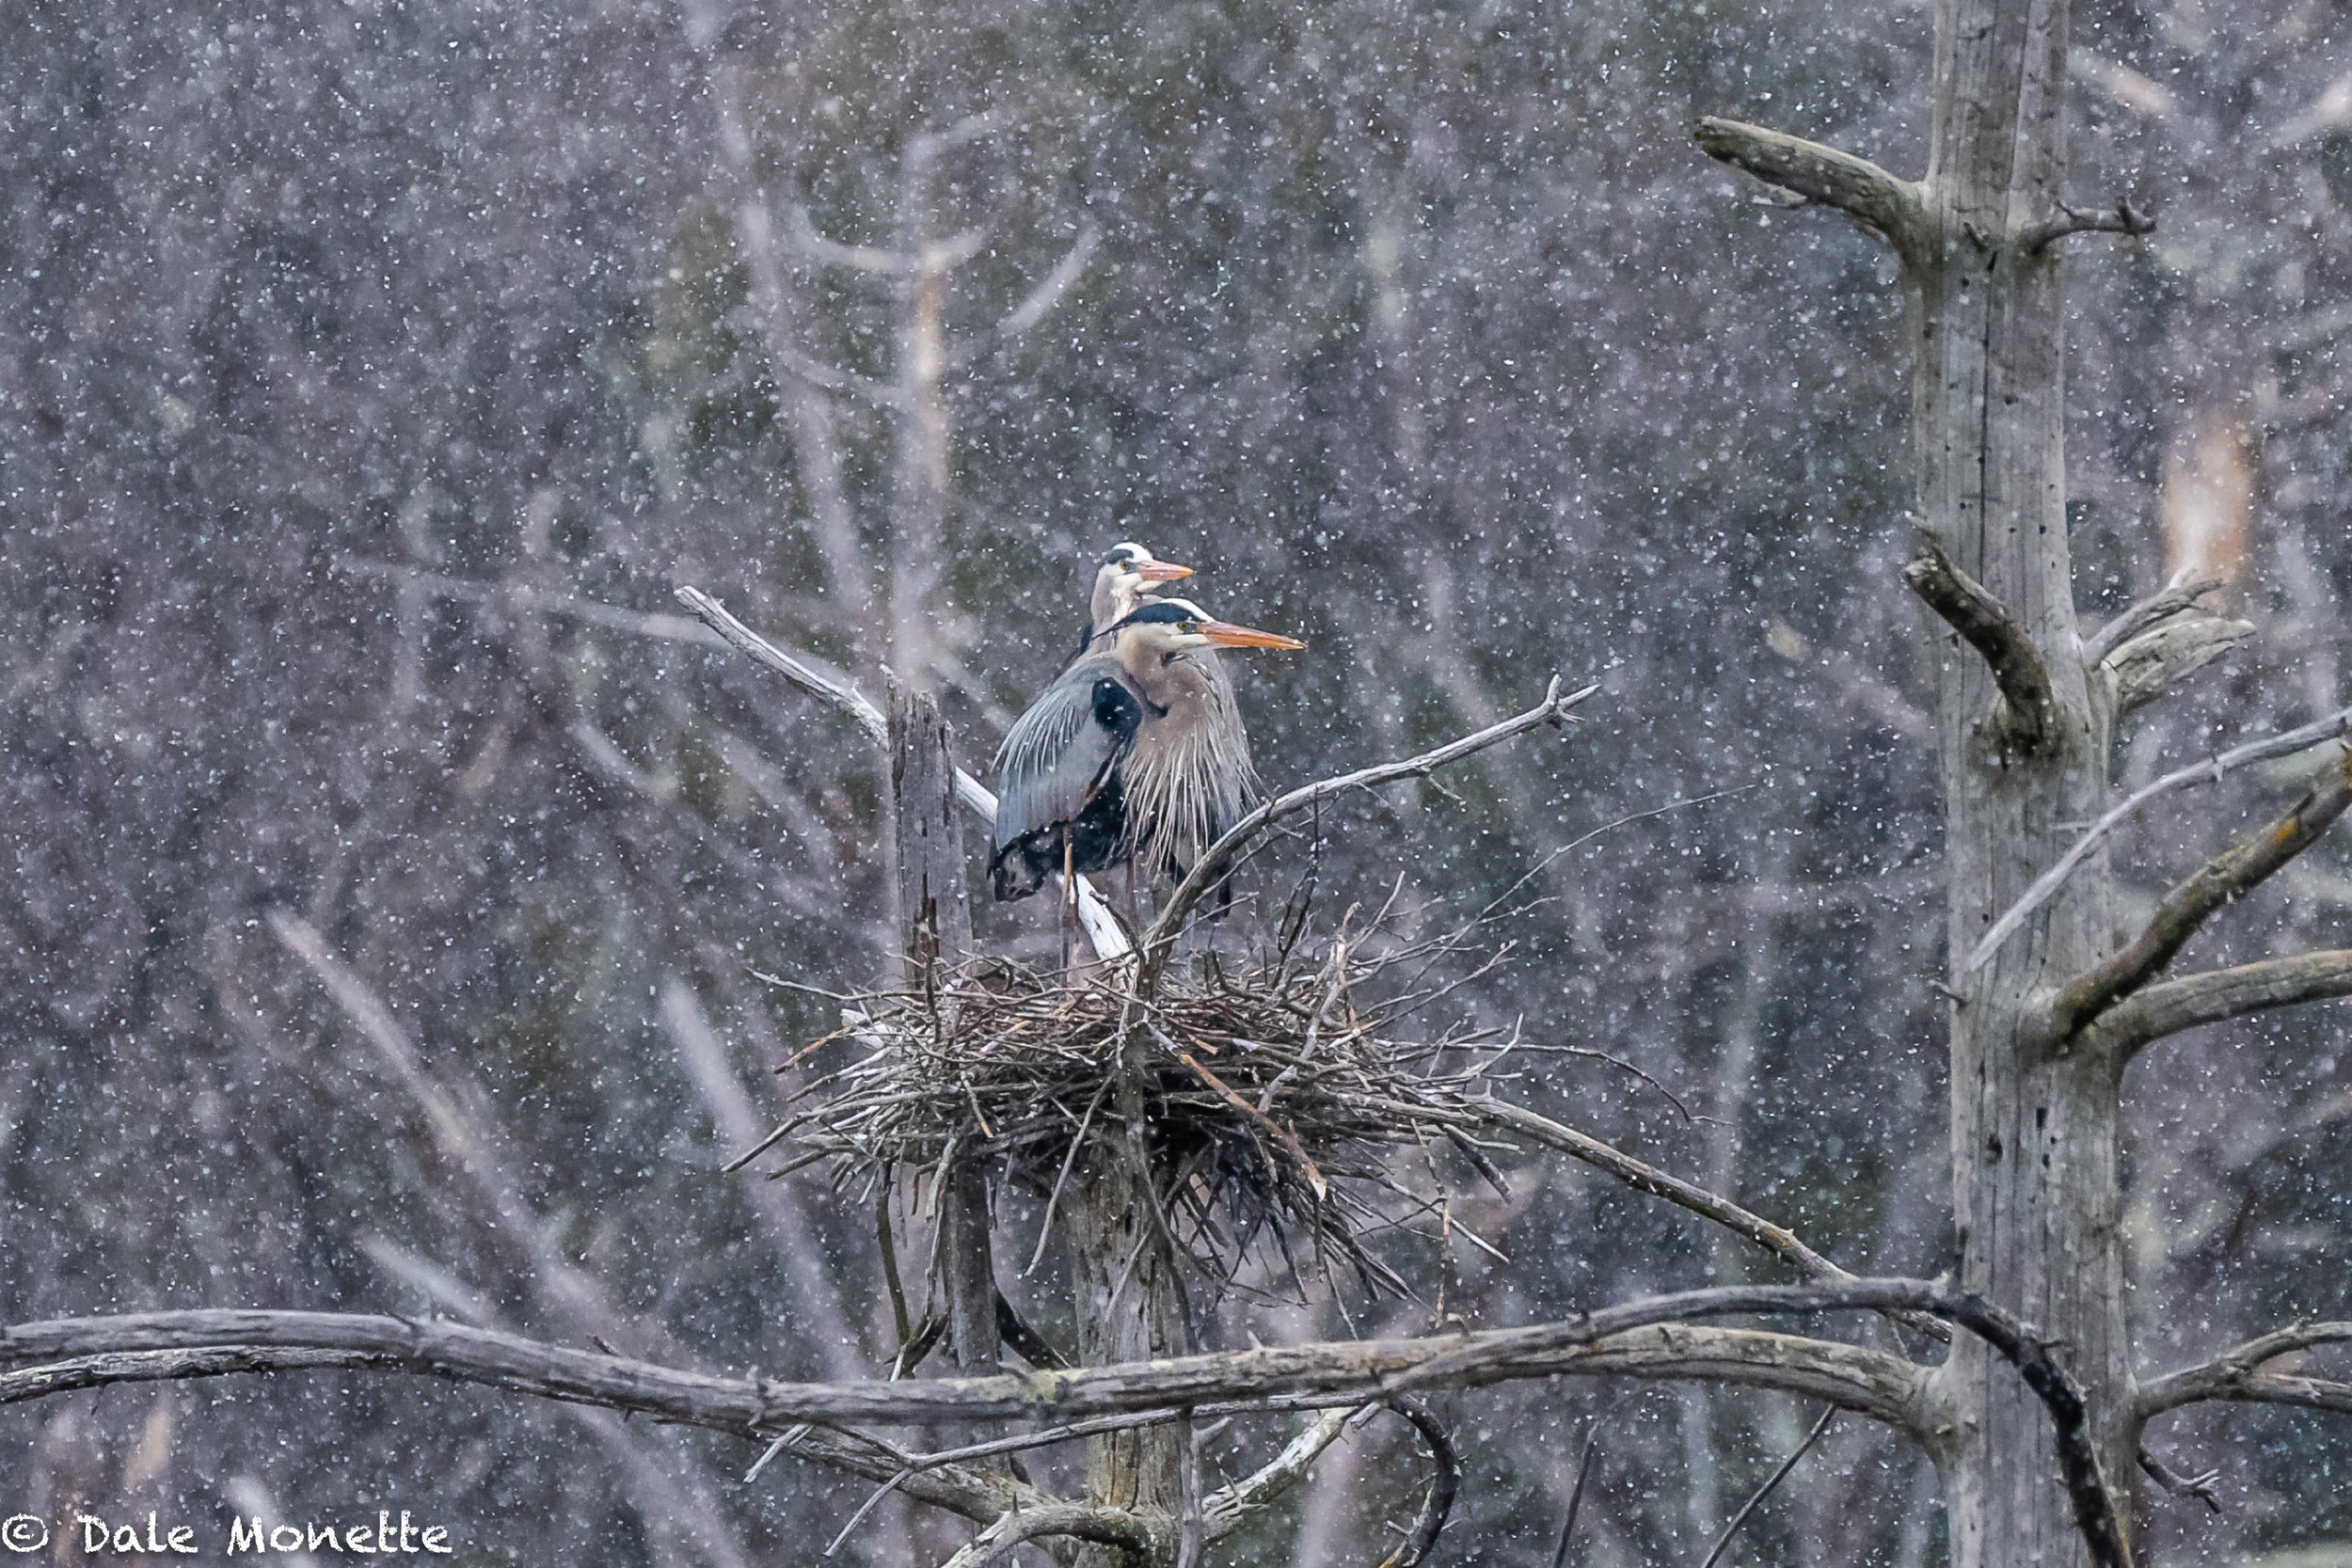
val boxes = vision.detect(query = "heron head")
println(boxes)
[1086,544,1195,644]
[1112,597,1306,663]
[1090,543,1194,633]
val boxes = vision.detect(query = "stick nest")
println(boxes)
[755,934,1516,1302]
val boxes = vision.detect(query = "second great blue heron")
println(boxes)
[1080,543,1193,652]
[989,598,1303,911]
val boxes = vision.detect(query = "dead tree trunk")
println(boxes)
[1702,1,2134,1561]
[1907,10,2134,1557]
[1062,1147,1189,1566]
[888,680,999,1374]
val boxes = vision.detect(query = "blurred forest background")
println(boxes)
[4,0,2350,1561]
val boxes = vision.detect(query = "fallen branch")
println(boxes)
[675,585,1132,960]
[1137,676,1598,990]
[1903,540,2055,750]
[2047,747,2352,1044]
[1967,702,2352,972]
[2079,949,2352,1062]
[1692,118,1925,258]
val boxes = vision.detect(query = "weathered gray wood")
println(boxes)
[1704,2,2139,1560]
[1901,5,2138,1560]
[0,1280,2140,1565]
[940,1161,1001,1372]
[884,677,999,1379]
[1063,1148,1192,1567]
[886,674,974,985]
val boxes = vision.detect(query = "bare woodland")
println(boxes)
[6,0,2352,1564]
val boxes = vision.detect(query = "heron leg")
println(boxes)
[1059,832,1075,974]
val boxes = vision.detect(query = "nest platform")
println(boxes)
[754,938,1516,1300]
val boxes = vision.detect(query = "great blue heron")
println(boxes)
[989,598,1304,916]
[1079,542,1193,652]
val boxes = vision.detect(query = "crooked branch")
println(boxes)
[2104,614,2254,716]
[2078,949,2352,1062]
[1474,1100,1947,1341]
[2021,198,2155,253]
[2085,574,2228,665]
[675,586,1132,960]
[1693,119,1924,258]
[2138,1321,2352,1423]
[0,1280,2134,1568]
[1375,1400,1460,1568]
[1903,540,2055,749]
[2047,747,2352,1044]
[1136,676,1599,989]
[935,1501,1151,1568]
[1968,701,2352,971]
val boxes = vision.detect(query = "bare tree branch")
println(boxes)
[1903,540,2056,749]
[2020,198,2155,253]
[2104,613,2254,716]
[1692,118,1924,257]
[1375,1400,1460,1568]
[334,558,732,649]
[1697,1405,1835,1568]
[936,1501,1152,1568]
[785,202,923,276]
[763,337,907,409]
[675,584,890,747]
[2084,573,2227,665]
[951,224,1102,372]
[2137,1322,2352,1423]
[0,1288,1927,1427]
[674,585,1135,962]
[1967,702,2352,971]
[0,1285,2143,1562]
[1137,677,1599,988]
[2137,1449,2222,1513]
[2079,949,2352,1061]
[1199,1407,1355,1538]
[1477,1100,1948,1341]
[2047,747,2352,1044]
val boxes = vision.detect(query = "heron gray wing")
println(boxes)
[991,653,1133,856]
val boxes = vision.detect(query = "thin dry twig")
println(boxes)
[1137,677,1600,988]
[1695,1405,1835,1568]
[1549,1430,1599,1568]
[1968,701,2352,971]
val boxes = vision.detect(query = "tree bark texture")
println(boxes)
[887,677,974,986]
[887,682,998,1379]
[1907,0,2132,1561]
[1061,1147,1190,1566]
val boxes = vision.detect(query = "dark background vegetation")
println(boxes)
[4,0,2349,1561]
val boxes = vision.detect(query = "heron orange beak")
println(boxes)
[1135,561,1194,584]
[1200,621,1306,651]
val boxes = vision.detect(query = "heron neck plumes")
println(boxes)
[1118,648,1258,880]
